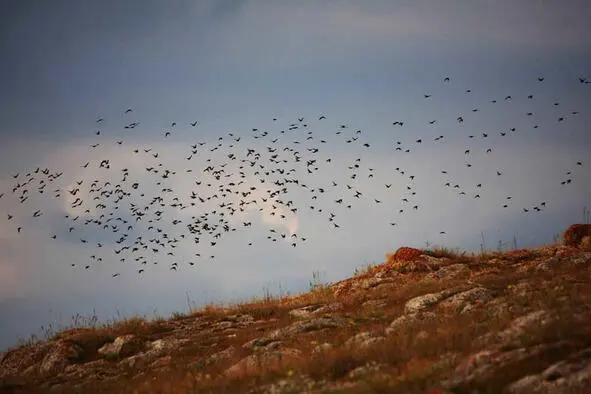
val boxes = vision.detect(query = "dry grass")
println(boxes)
[7,242,591,394]
[421,246,472,263]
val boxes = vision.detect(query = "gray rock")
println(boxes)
[120,338,189,369]
[404,291,453,313]
[61,359,110,380]
[0,343,52,378]
[97,334,143,358]
[348,361,387,379]
[344,331,385,349]
[225,348,302,378]
[482,310,554,347]
[443,341,574,390]
[385,311,437,335]
[312,342,333,354]
[438,286,495,313]
[268,316,350,340]
[424,263,470,281]
[507,347,591,393]
[288,304,326,318]
[39,340,83,375]
[243,337,282,350]
[362,299,387,309]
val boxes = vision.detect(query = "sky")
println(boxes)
[0,0,590,352]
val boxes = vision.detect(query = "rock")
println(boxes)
[211,321,234,331]
[570,251,591,267]
[444,341,575,391]
[425,263,470,281]
[359,277,387,289]
[61,359,110,380]
[0,343,52,378]
[476,310,554,348]
[208,346,236,363]
[374,269,401,279]
[563,224,591,247]
[97,334,143,358]
[255,374,319,393]
[225,348,302,378]
[267,316,351,340]
[39,340,83,375]
[243,337,282,350]
[385,311,437,335]
[362,299,387,309]
[474,310,554,346]
[420,255,452,267]
[438,287,495,313]
[348,361,387,379]
[344,331,385,349]
[120,338,189,369]
[235,314,255,325]
[534,261,554,272]
[150,338,189,352]
[506,346,591,393]
[189,346,236,370]
[150,355,172,369]
[289,304,326,318]
[506,281,534,296]
[404,290,456,313]
[388,247,423,262]
[312,342,333,354]
[390,259,436,273]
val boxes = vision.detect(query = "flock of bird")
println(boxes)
[1,75,589,278]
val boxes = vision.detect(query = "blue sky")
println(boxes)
[1,0,590,351]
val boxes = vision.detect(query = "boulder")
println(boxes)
[0,343,52,378]
[563,224,591,247]
[444,341,575,391]
[387,247,423,263]
[344,331,385,349]
[225,348,302,378]
[507,346,591,393]
[97,334,143,358]
[438,287,495,313]
[385,311,437,335]
[404,290,456,314]
[424,263,470,280]
[39,340,83,375]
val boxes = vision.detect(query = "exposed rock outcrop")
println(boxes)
[2,240,591,393]
[563,224,591,247]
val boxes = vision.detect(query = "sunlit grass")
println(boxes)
[6,237,591,393]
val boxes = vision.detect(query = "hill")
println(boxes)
[1,225,591,394]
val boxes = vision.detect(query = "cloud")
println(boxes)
[198,1,591,72]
